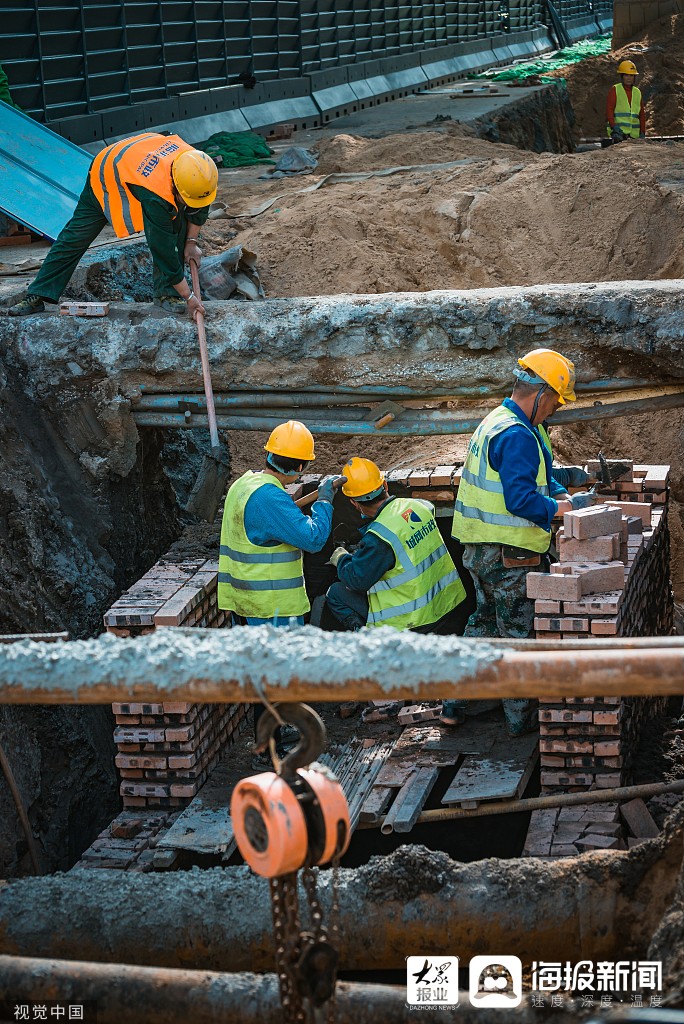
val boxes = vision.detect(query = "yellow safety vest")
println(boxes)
[539,423,552,456]
[366,497,466,630]
[608,83,642,139]
[452,405,552,553]
[217,471,309,619]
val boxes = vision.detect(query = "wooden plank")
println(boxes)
[359,786,394,824]
[375,719,501,785]
[157,759,240,855]
[386,766,440,834]
[619,797,660,838]
[441,732,538,807]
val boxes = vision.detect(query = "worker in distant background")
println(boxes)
[8,132,218,318]
[217,420,344,769]
[325,457,467,633]
[606,60,645,141]
[0,61,20,109]
[444,348,595,736]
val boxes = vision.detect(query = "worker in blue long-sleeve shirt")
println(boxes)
[325,457,467,632]
[217,419,344,767]
[445,348,596,736]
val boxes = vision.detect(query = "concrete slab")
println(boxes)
[242,96,319,130]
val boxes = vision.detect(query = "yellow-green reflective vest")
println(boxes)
[217,471,309,619]
[451,405,552,553]
[539,423,552,457]
[366,497,466,630]
[609,83,642,139]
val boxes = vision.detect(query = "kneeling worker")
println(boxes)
[217,420,343,766]
[326,457,467,632]
[9,132,218,318]
[445,348,595,736]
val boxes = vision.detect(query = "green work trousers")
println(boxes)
[443,543,547,736]
[29,177,188,303]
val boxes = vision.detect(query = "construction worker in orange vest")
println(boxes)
[606,60,646,141]
[8,133,218,318]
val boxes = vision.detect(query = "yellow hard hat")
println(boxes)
[264,420,316,462]
[171,150,218,208]
[341,457,385,500]
[617,60,638,75]
[516,348,577,404]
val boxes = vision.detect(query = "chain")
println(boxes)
[270,873,306,1023]
[327,851,342,1024]
[302,865,327,942]
[301,859,343,1024]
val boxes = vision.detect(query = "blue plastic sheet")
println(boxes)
[0,100,92,240]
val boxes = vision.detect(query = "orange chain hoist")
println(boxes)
[231,703,351,1023]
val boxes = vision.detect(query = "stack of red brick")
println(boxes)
[103,544,248,813]
[103,557,226,636]
[527,463,672,793]
[113,700,247,809]
[73,809,181,872]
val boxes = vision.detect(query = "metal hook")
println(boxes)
[254,702,327,781]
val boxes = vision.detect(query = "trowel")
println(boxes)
[367,399,405,430]
[590,451,632,494]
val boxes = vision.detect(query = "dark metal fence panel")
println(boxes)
[1,0,612,124]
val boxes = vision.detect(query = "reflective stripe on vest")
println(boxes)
[217,471,309,618]
[609,84,642,139]
[89,133,193,238]
[451,405,552,553]
[538,424,552,457]
[366,498,466,630]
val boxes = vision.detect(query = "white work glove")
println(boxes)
[328,546,349,568]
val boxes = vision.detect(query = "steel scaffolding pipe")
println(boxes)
[1,813,681,970]
[0,629,684,704]
[131,391,684,434]
[134,376,664,407]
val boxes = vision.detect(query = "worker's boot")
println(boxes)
[154,295,186,314]
[6,294,45,316]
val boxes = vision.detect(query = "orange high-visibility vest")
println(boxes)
[89,133,193,238]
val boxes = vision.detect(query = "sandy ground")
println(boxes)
[202,124,684,298]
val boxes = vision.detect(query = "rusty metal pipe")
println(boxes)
[1,630,684,703]
[359,779,684,829]
[1,815,681,970]
[0,957,444,1024]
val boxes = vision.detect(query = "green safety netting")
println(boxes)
[196,131,275,167]
[476,33,612,82]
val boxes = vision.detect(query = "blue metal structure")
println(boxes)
[0,99,92,240]
[1,1,611,131]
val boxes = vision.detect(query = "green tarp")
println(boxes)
[196,131,275,168]
[477,33,612,82]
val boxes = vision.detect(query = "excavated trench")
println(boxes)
[2,276,684,880]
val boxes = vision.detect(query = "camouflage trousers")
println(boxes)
[443,543,549,736]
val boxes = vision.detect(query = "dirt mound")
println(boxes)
[315,125,522,174]
[550,13,684,138]
[207,137,684,297]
